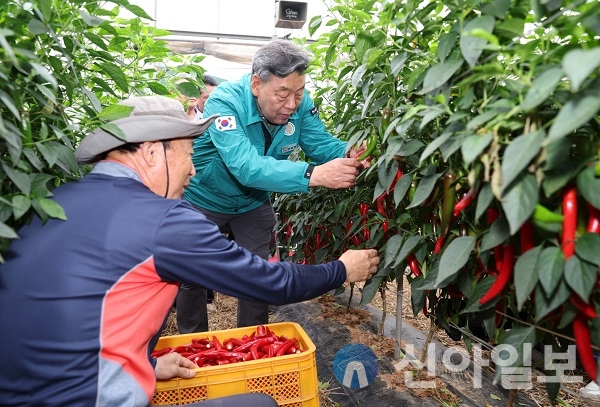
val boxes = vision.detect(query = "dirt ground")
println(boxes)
[161,277,593,407]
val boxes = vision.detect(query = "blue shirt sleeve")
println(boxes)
[153,202,347,304]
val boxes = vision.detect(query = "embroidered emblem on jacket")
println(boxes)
[309,106,318,115]
[284,122,295,136]
[216,116,237,131]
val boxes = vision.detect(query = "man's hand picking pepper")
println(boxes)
[339,249,380,283]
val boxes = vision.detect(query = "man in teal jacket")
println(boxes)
[181,39,370,330]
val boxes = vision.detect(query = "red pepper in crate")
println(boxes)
[151,347,173,358]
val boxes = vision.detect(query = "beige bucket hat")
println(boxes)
[75,95,218,164]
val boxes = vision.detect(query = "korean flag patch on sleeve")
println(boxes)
[216,116,237,131]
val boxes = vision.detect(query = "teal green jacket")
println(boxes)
[184,73,347,214]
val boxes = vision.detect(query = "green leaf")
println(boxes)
[0,89,21,120]
[521,67,563,111]
[98,104,135,122]
[11,195,31,221]
[354,30,385,64]
[390,52,407,77]
[493,326,536,383]
[546,84,600,143]
[564,256,596,301]
[575,233,600,266]
[535,279,571,321]
[537,247,564,296]
[28,19,48,35]
[0,222,19,239]
[1,164,31,196]
[36,141,58,167]
[460,15,496,68]
[100,122,128,141]
[147,81,171,96]
[120,3,153,20]
[576,166,600,210]
[436,236,477,287]
[501,130,544,191]
[411,276,427,316]
[392,174,413,205]
[78,9,105,26]
[406,173,441,209]
[475,183,493,221]
[562,48,600,92]
[359,276,383,305]
[84,32,109,51]
[461,132,492,165]
[37,198,66,221]
[100,62,129,93]
[383,235,403,268]
[420,59,463,94]
[461,276,497,313]
[420,131,452,163]
[437,30,458,63]
[480,217,509,252]
[514,246,541,311]
[481,0,511,18]
[392,235,423,268]
[501,173,538,235]
[82,88,102,113]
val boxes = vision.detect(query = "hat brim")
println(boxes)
[75,114,218,164]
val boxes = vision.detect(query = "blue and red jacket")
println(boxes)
[0,164,346,406]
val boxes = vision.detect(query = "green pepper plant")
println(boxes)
[0,0,209,260]
[274,0,600,402]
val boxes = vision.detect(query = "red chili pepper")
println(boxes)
[407,253,421,276]
[520,220,535,253]
[151,347,174,358]
[479,244,515,305]
[487,208,504,272]
[376,168,403,203]
[256,325,267,337]
[573,313,599,382]
[588,203,600,233]
[440,171,456,236]
[433,234,445,255]
[382,220,389,234]
[561,187,578,258]
[315,232,322,250]
[359,203,370,242]
[453,187,476,218]
[276,338,298,356]
[570,293,598,319]
[376,195,386,216]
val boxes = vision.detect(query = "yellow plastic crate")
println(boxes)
[151,322,319,406]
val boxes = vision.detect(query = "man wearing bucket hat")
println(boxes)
[0,95,379,407]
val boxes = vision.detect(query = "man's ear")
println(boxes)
[141,141,161,167]
[250,74,261,97]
